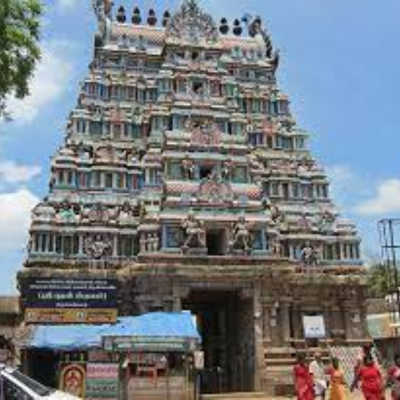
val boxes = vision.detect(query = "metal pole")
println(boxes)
[388,220,400,328]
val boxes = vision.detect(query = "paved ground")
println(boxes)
[202,389,391,399]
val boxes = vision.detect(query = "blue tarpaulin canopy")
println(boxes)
[29,312,200,351]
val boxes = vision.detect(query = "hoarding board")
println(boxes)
[86,363,119,400]
[24,278,118,324]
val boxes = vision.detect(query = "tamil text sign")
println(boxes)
[86,363,119,400]
[24,278,118,324]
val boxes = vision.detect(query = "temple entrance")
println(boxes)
[206,230,227,255]
[183,289,254,394]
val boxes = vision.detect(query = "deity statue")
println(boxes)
[92,0,113,45]
[230,216,252,253]
[56,201,80,224]
[118,201,135,226]
[270,205,282,223]
[84,234,112,259]
[300,243,321,266]
[318,210,336,233]
[181,213,206,250]
[87,202,110,223]
[32,202,55,223]
[221,159,233,180]
[182,157,195,180]
[242,14,280,69]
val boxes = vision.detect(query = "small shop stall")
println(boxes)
[25,312,200,400]
[102,312,200,400]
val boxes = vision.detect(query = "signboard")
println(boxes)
[303,315,326,339]
[24,278,118,324]
[60,363,86,398]
[86,363,119,400]
[103,336,198,352]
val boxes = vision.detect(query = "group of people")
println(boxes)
[293,346,400,400]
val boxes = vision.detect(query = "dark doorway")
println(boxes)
[26,349,59,388]
[200,165,213,180]
[183,290,254,394]
[206,230,226,255]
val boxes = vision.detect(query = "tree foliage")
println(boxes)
[0,0,42,118]
[367,263,400,298]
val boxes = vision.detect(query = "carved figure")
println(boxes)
[118,202,135,225]
[182,213,205,249]
[87,203,110,223]
[230,216,252,253]
[182,157,195,180]
[166,0,219,44]
[197,172,234,204]
[32,202,55,223]
[270,205,282,223]
[84,234,112,259]
[221,159,233,180]
[318,210,336,233]
[92,0,113,44]
[242,14,279,67]
[300,243,320,266]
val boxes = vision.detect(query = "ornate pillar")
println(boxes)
[113,235,118,257]
[280,300,291,345]
[342,303,353,340]
[172,284,183,312]
[262,303,273,343]
[253,283,263,391]
[78,234,84,255]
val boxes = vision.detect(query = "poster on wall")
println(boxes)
[86,363,119,400]
[302,315,326,339]
[23,278,118,324]
[60,363,86,398]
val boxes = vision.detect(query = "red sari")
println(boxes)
[357,365,384,400]
[388,365,400,400]
[294,364,315,400]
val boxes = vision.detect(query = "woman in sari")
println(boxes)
[294,353,315,400]
[387,353,400,400]
[352,354,384,400]
[327,358,348,400]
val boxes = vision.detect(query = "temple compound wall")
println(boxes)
[18,0,368,395]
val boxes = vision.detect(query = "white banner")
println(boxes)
[303,315,326,339]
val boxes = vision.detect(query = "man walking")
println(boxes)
[310,352,328,399]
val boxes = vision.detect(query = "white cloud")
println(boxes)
[325,164,356,208]
[5,40,75,124]
[0,188,39,251]
[0,161,41,184]
[355,179,400,216]
[56,0,78,13]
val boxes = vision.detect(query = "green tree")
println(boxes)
[367,263,400,298]
[0,0,42,119]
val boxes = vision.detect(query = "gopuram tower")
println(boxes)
[19,0,368,394]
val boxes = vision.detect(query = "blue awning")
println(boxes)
[29,312,200,351]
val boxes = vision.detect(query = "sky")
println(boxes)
[0,0,400,294]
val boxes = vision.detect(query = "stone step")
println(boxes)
[201,393,283,400]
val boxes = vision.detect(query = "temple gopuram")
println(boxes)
[18,0,368,395]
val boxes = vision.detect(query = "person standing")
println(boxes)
[352,354,384,400]
[327,358,348,400]
[294,353,315,400]
[387,353,400,400]
[309,352,327,399]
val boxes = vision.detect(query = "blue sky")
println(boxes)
[0,0,400,294]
